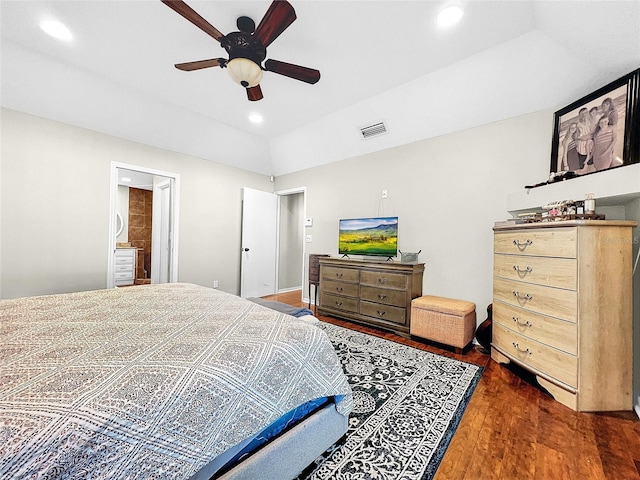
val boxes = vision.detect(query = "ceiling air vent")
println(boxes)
[359,121,388,139]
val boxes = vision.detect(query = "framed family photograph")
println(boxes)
[550,68,640,178]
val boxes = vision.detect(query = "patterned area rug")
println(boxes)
[299,322,483,480]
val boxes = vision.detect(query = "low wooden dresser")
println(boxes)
[318,257,424,336]
[491,220,636,411]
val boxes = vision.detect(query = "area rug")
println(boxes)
[299,322,483,480]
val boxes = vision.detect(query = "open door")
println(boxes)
[240,187,278,298]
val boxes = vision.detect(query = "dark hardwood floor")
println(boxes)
[264,290,640,480]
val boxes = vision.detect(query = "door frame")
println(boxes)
[275,186,307,301]
[107,162,181,288]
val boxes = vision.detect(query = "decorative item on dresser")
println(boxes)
[491,220,636,412]
[308,254,329,309]
[318,257,424,337]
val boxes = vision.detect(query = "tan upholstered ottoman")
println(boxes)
[410,296,476,354]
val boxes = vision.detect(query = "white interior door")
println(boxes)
[241,187,278,298]
[152,180,171,284]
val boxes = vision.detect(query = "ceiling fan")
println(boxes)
[162,0,320,101]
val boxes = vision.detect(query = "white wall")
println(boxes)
[0,108,272,298]
[275,109,553,315]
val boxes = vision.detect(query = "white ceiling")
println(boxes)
[2,1,639,176]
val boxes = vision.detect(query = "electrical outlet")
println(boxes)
[382,189,388,199]
[306,234,313,243]
[213,280,219,288]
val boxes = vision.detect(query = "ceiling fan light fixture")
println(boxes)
[227,58,263,88]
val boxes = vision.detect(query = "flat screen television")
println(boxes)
[338,217,398,258]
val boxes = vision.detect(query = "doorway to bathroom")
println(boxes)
[107,162,180,288]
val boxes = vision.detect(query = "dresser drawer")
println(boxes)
[321,280,359,298]
[360,270,407,289]
[115,253,135,265]
[494,302,577,355]
[115,264,134,273]
[494,228,576,258]
[360,285,406,307]
[493,277,577,322]
[360,301,406,325]
[493,323,577,388]
[494,254,577,290]
[115,271,134,281]
[321,293,358,313]
[322,266,359,283]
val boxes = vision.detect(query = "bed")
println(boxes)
[0,283,352,479]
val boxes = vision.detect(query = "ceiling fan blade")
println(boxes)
[247,85,264,101]
[175,58,225,71]
[253,0,297,48]
[161,0,224,42]
[264,59,320,84]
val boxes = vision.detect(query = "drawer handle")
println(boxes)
[512,342,532,355]
[378,278,387,284]
[376,310,386,317]
[377,294,387,300]
[512,316,532,327]
[336,287,343,292]
[335,273,343,278]
[512,265,532,275]
[512,291,533,302]
[334,301,343,306]
[513,239,532,250]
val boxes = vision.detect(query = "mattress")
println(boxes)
[0,283,352,479]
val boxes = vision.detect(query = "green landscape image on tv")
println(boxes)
[338,217,398,257]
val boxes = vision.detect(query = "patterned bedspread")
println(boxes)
[0,283,352,479]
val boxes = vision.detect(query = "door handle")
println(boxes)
[243,248,250,252]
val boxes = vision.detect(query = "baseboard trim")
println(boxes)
[277,286,302,294]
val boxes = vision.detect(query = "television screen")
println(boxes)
[338,217,398,257]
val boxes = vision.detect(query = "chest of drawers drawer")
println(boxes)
[493,276,577,322]
[493,323,578,388]
[359,300,405,325]
[360,270,407,289]
[321,280,359,298]
[321,293,358,313]
[360,285,406,307]
[322,266,359,283]
[493,302,577,355]
[494,227,577,257]
[115,264,134,273]
[494,254,577,290]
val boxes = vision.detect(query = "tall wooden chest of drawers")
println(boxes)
[491,220,636,411]
[318,258,424,336]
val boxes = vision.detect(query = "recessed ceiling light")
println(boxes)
[437,5,464,27]
[249,112,263,124]
[39,19,73,42]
